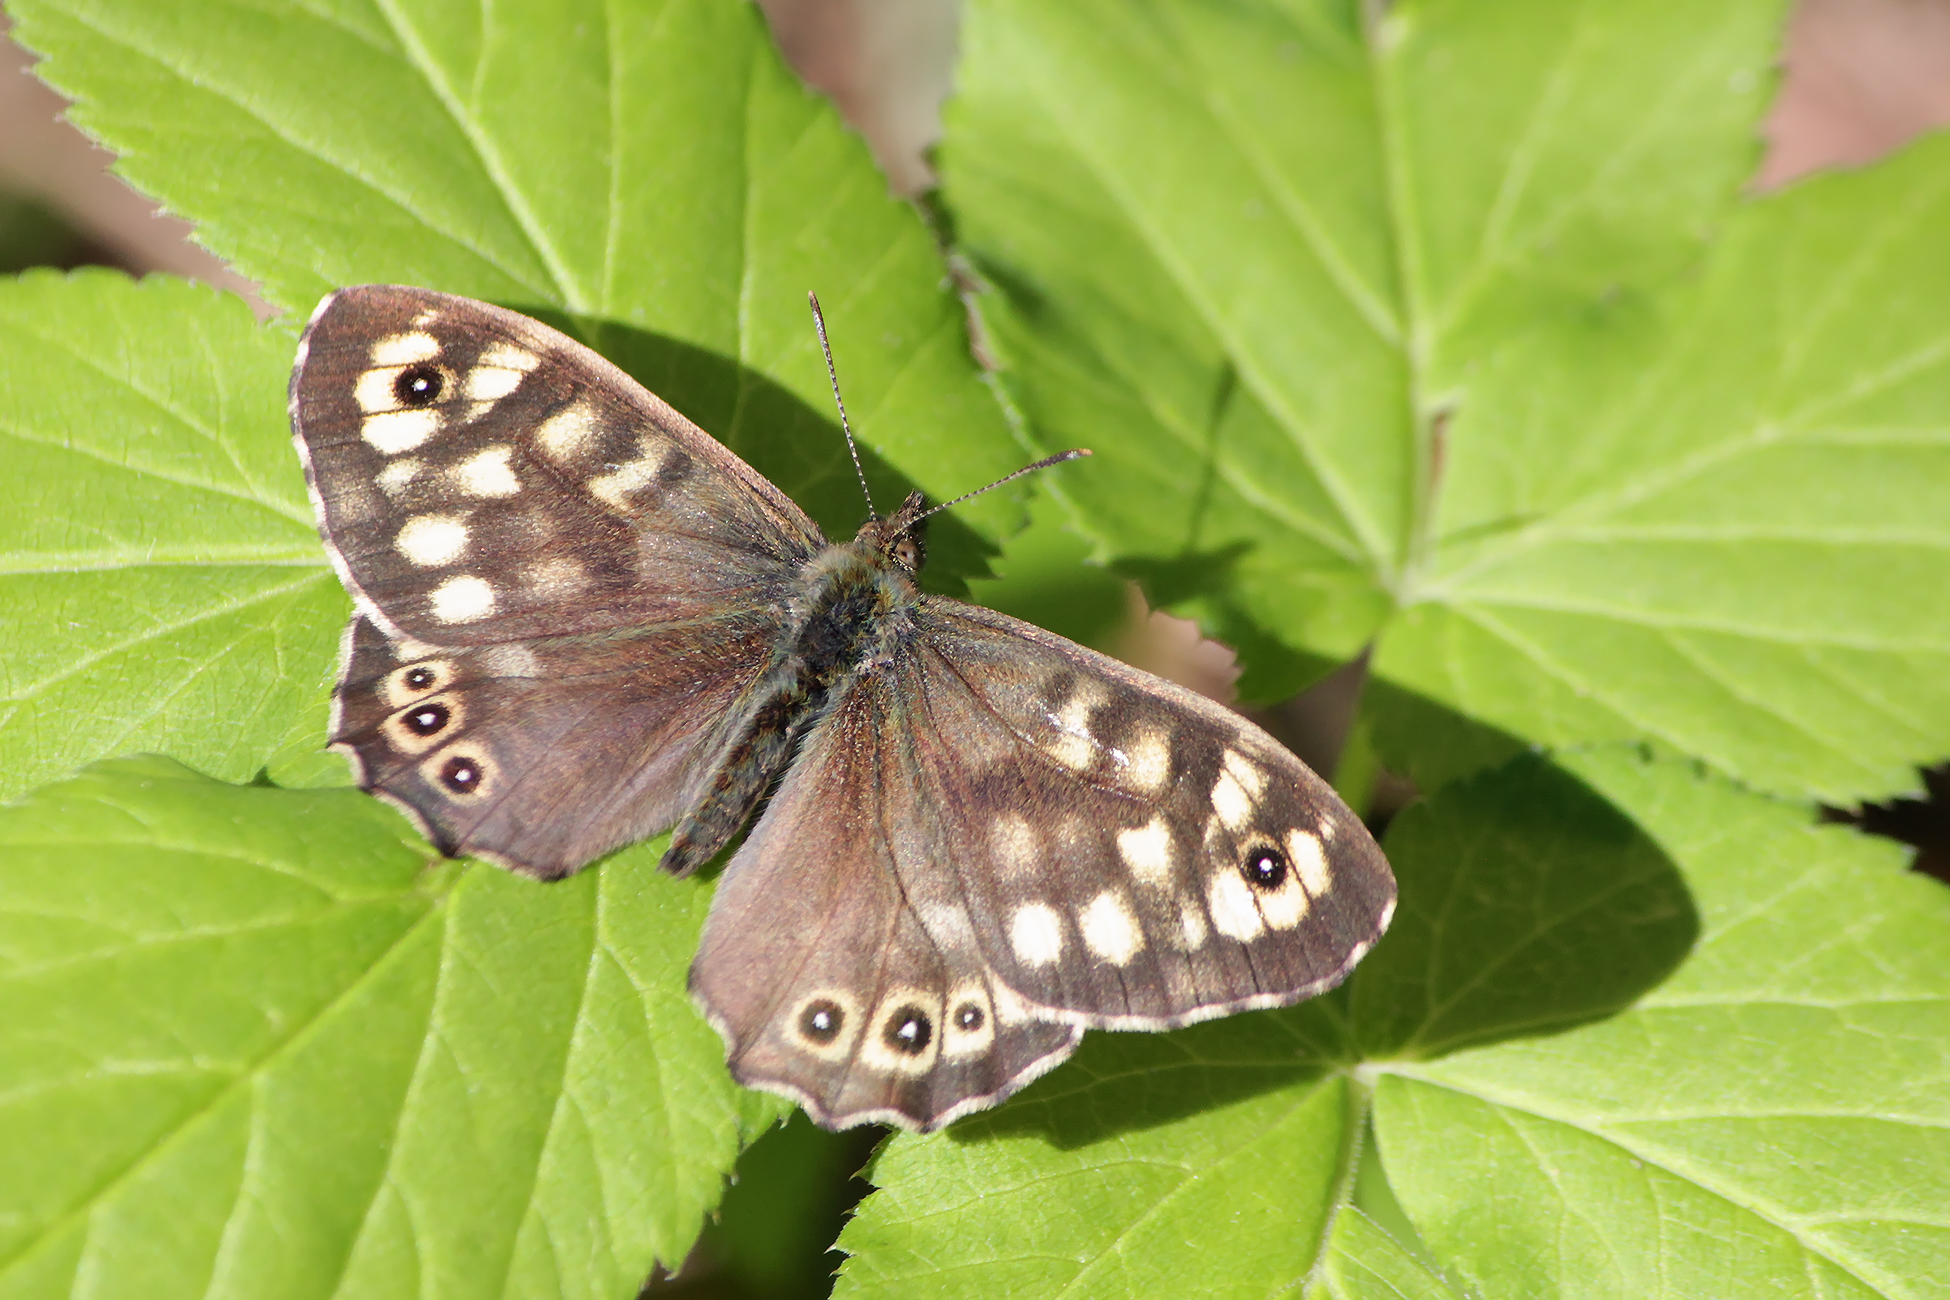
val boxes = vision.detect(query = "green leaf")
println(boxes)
[1373,748,1950,1300]
[0,756,778,1299]
[837,750,1950,1297]
[1308,1210,1462,1300]
[940,0,1950,803]
[10,0,1028,560]
[836,1015,1357,1299]
[0,271,342,801]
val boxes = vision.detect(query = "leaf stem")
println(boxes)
[1302,1068,1375,1293]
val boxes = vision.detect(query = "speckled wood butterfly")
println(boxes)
[290,285,1396,1131]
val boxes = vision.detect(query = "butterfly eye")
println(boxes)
[1242,843,1289,891]
[798,998,845,1044]
[404,703,450,737]
[393,364,445,407]
[893,537,922,571]
[439,754,484,794]
[882,1004,934,1055]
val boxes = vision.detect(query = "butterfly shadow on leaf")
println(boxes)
[1342,706,1701,1064]
[945,1000,1350,1150]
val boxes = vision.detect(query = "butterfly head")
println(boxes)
[856,490,929,575]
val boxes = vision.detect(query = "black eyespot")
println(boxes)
[882,1004,933,1055]
[953,1001,985,1033]
[402,665,438,691]
[799,998,844,1044]
[394,364,443,406]
[1242,843,1288,891]
[404,702,450,736]
[439,754,483,794]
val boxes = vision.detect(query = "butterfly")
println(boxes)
[289,285,1396,1131]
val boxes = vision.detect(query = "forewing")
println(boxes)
[330,614,777,878]
[291,284,821,644]
[691,683,1081,1132]
[906,600,1396,1028]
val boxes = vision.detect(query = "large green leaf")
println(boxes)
[836,750,1950,1298]
[0,271,340,801]
[940,0,1950,803]
[0,756,780,1299]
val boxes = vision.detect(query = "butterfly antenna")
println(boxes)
[809,292,878,519]
[916,449,1092,522]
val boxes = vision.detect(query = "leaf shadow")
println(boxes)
[956,702,1700,1146]
[507,304,1000,592]
[953,1003,1345,1151]
[1348,744,1701,1062]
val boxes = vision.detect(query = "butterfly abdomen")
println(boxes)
[659,536,919,877]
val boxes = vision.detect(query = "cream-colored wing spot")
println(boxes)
[989,812,1042,879]
[377,457,423,498]
[420,744,496,801]
[355,366,406,414]
[1257,883,1310,930]
[451,445,521,498]
[1044,682,1109,771]
[587,439,672,511]
[1212,761,1256,833]
[381,692,466,756]
[1253,861,1311,931]
[479,643,540,677]
[788,989,862,1062]
[363,408,443,455]
[1178,897,1210,949]
[1079,890,1144,965]
[1289,828,1333,898]
[429,574,496,623]
[859,987,943,1076]
[394,514,470,567]
[1207,870,1266,942]
[527,556,589,598]
[1116,816,1175,888]
[1222,749,1268,799]
[380,657,458,709]
[1123,726,1173,793]
[371,331,440,366]
[918,903,977,950]
[461,344,539,403]
[1009,902,1065,967]
[536,401,598,462]
[941,983,996,1059]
